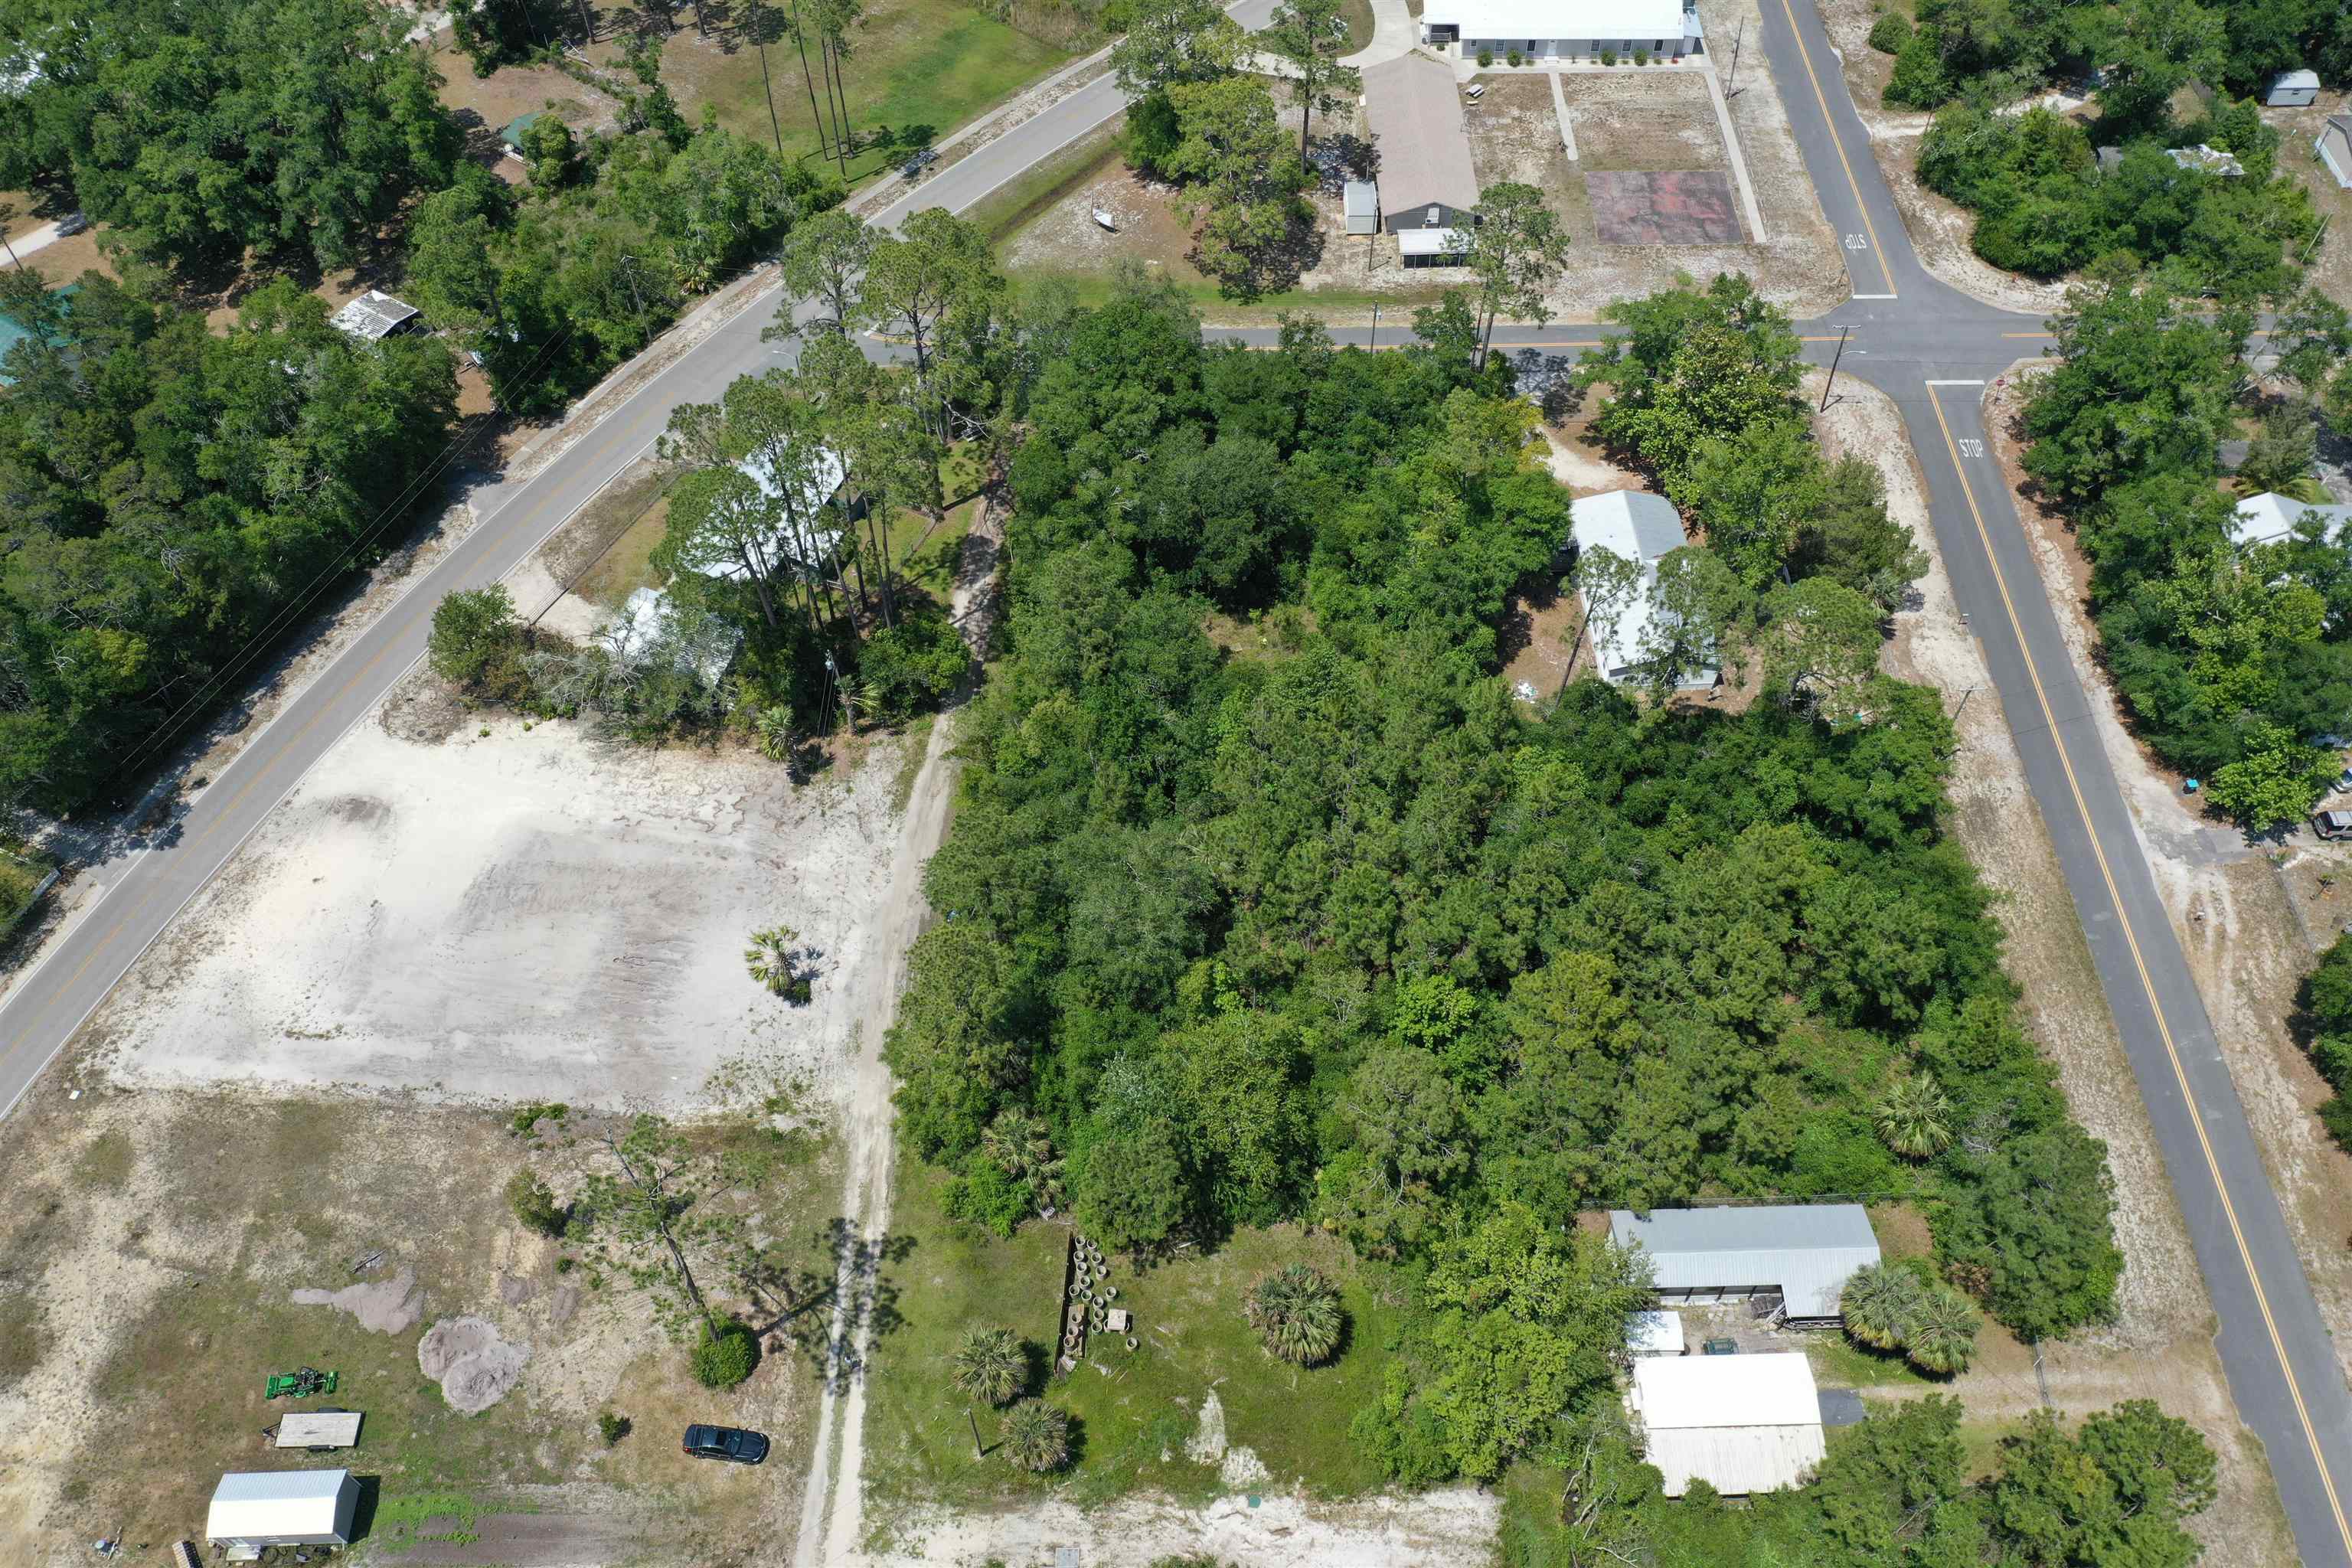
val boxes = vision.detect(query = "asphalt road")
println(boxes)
[1,3,2347,1558]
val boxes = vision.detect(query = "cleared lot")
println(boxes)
[79,694,908,1113]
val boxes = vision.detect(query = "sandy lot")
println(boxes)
[0,1088,838,1568]
[1816,368,2295,1564]
[875,1488,1501,1566]
[75,704,907,1113]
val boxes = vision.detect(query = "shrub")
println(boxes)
[1883,30,1952,107]
[597,1410,631,1446]
[1507,47,1522,66]
[430,585,532,700]
[857,607,969,720]
[505,1169,568,1239]
[951,1326,1027,1406]
[1478,47,1494,67]
[1840,1261,1925,1351]
[1633,47,1649,65]
[1903,1283,1981,1375]
[1866,11,1913,53]
[1000,1400,1071,1472]
[1599,47,1616,65]
[942,1162,1031,1238]
[1244,1263,1344,1366]
[745,924,811,1002]
[690,1318,760,1388]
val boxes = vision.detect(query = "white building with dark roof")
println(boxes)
[1628,1351,1826,1496]
[1421,0,1702,61]
[1610,1203,1880,1323]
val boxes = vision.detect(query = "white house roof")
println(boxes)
[607,586,743,688]
[1426,0,1687,38]
[2230,492,2352,550]
[1399,227,1469,255]
[1629,1354,1826,1496]
[1627,1308,1685,1355]
[1610,1203,1880,1318]
[1632,1351,1821,1429]
[1569,489,1714,687]
[714,446,848,579]
[329,289,419,341]
[2269,69,2321,90]
[206,1469,357,1544]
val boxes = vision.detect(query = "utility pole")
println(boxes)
[1818,323,1848,411]
[1369,302,1380,351]
[1725,18,1745,97]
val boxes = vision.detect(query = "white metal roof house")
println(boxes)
[1422,0,1702,61]
[329,289,422,343]
[715,445,852,578]
[206,1469,360,1560]
[1628,1351,1826,1496]
[2262,68,2320,107]
[1610,1203,1880,1322]
[1567,489,1716,689]
[1363,54,1480,263]
[2229,492,2352,550]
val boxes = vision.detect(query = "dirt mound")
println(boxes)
[291,1266,423,1334]
[418,1315,531,1415]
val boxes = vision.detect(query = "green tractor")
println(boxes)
[264,1366,338,1400]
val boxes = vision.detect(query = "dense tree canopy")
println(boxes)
[889,274,2122,1486]
[2022,274,2352,822]
[0,0,464,272]
[0,273,457,807]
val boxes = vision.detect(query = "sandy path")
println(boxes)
[795,500,1007,1568]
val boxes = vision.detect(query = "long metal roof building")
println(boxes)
[1609,1203,1880,1320]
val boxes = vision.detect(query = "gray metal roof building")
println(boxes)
[1610,1203,1880,1321]
[1362,53,1479,251]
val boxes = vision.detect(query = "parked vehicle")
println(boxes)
[2313,810,2352,841]
[900,148,939,180]
[682,1424,769,1465]
[54,211,90,237]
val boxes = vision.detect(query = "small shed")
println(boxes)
[329,289,420,343]
[1344,179,1380,236]
[1566,489,1714,689]
[1627,1308,1686,1356]
[2317,116,2352,190]
[501,111,544,160]
[1627,1351,1825,1497]
[1610,1203,1880,1324]
[274,1410,364,1450]
[2263,69,2320,107]
[206,1469,360,1560]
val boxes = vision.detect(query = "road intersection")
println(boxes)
[0,1,2346,1558]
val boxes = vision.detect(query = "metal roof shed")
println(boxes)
[1629,1352,1825,1496]
[2264,69,2319,106]
[206,1468,359,1558]
[1628,1308,1686,1355]
[1344,178,1380,235]
[1610,1203,1880,1321]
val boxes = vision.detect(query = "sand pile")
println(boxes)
[418,1315,531,1414]
[291,1266,423,1334]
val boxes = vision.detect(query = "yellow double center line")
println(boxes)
[1779,0,1895,298]
[1926,384,2352,1559]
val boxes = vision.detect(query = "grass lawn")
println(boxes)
[860,1152,1402,1542]
[1804,1329,1939,1390]
[645,0,1076,189]
[573,492,675,610]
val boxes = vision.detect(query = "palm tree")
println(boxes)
[982,1111,1066,1211]
[1245,1264,1344,1366]
[744,924,802,996]
[1839,1261,1926,1352]
[1902,1284,1981,1375]
[999,1399,1070,1472]
[1874,1073,1955,1160]
[951,1326,1025,1407]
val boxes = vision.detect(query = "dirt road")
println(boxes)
[793,502,1004,1568]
